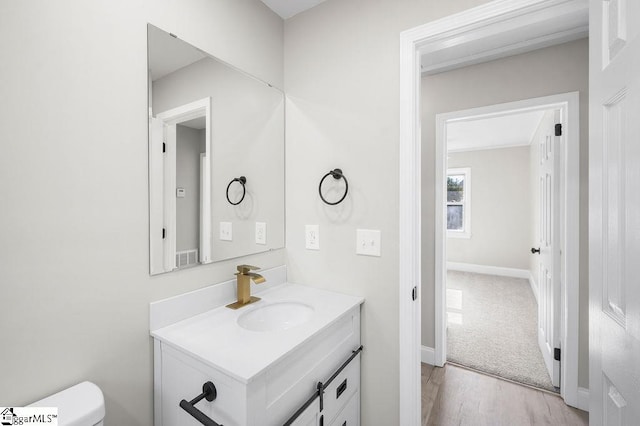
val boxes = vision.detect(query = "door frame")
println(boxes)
[150,97,212,274]
[398,1,588,423]
[433,93,580,402]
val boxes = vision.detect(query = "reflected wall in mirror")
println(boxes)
[148,24,285,275]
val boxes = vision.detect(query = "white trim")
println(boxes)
[418,0,588,75]
[446,262,530,279]
[434,100,447,369]
[576,387,589,412]
[399,23,422,426]
[399,2,585,422]
[421,346,435,365]
[529,272,539,303]
[448,141,534,153]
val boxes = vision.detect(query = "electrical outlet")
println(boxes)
[220,222,232,241]
[356,229,381,256]
[305,225,320,250]
[255,222,266,245]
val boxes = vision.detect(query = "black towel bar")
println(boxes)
[179,381,223,426]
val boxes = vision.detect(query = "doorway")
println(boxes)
[149,97,212,274]
[434,94,580,400]
[398,1,588,423]
[437,100,574,393]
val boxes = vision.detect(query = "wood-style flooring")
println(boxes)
[422,363,588,426]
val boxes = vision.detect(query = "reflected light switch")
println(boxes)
[220,222,232,241]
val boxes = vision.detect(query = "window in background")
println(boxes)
[447,168,471,238]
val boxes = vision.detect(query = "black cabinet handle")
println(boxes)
[179,381,223,426]
[336,379,348,399]
[531,247,541,254]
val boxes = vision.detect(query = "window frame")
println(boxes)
[446,167,471,238]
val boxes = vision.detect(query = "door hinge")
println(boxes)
[554,347,561,361]
[162,142,166,153]
[162,228,166,239]
[412,286,417,301]
[555,123,562,136]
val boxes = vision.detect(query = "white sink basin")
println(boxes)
[237,301,315,332]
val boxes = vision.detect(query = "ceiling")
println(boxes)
[447,110,549,152]
[260,0,328,19]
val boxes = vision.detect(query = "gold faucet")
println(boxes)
[226,265,266,309]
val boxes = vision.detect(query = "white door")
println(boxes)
[536,111,561,388]
[199,152,211,263]
[590,0,640,423]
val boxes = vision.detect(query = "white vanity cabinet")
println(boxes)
[152,284,362,426]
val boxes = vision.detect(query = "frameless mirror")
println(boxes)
[148,24,285,275]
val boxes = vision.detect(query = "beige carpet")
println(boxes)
[446,270,557,392]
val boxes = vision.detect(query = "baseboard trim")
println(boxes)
[528,273,538,303]
[447,262,530,279]
[576,387,589,412]
[421,346,435,365]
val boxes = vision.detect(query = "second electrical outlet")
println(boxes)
[305,225,320,250]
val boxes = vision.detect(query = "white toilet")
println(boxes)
[29,381,105,426]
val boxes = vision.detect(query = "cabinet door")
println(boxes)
[322,356,360,424]
[289,398,321,426]
[329,391,359,426]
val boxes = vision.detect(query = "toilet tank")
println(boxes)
[29,381,105,426]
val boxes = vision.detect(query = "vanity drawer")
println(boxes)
[329,390,359,426]
[322,354,360,424]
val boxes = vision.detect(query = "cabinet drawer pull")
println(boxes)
[336,379,348,399]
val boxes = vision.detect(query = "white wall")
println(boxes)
[0,1,283,424]
[421,38,589,388]
[447,146,531,270]
[284,0,493,424]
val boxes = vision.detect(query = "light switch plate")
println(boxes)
[176,187,186,198]
[255,222,266,245]
[220,222,232,241]
[356,229,381,256]
[305,225,320,250]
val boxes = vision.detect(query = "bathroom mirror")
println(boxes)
[148,24,285,275]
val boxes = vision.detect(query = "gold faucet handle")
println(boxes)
[236,264,260,274]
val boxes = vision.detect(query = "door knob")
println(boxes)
[531,247,541,254]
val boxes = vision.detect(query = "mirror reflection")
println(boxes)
[148,24,285,275]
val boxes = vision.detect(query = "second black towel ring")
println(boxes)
[319,168,348,205]
[226,176,246,205]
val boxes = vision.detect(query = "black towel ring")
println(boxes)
[226,176,247,205]
[319,168,348,205]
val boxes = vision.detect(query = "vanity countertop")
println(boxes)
[151,283,363,384]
